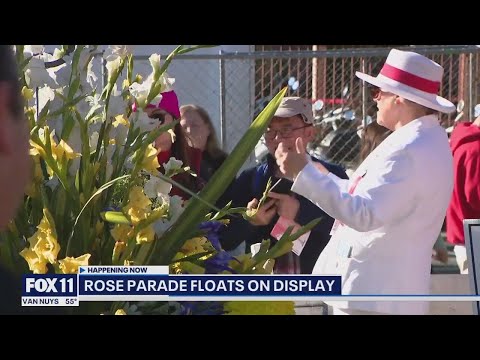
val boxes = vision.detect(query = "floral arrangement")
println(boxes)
[0,45,316,315]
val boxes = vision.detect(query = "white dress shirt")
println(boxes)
[291,115,454,314]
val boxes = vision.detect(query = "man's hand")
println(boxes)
[246,198,277,226]
[275,138,309,181]
[268,192,300,221]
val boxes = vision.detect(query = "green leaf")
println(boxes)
[66,175,130,256]
[101,211,130,225]
[177,45,218,55]
[243,177,273,220]
[149,87,288,265]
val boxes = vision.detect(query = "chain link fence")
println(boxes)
[132,45,480,171]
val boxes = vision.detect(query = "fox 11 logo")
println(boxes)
[22,274,79,307]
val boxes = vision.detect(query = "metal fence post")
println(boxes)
[219,50,227,151]
[361,57,367,129]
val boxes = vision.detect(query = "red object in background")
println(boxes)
[157,147,204,200]
[311,98,347,105]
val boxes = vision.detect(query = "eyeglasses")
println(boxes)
[264,125,311,140]
[368,85,396,101]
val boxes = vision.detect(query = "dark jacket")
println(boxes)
[219,154,348,274]
[200,152,228,182]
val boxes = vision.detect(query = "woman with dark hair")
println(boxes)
[180,104,228,181]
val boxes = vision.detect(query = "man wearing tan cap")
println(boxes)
[275,49,455,315]
[218,97,348,274]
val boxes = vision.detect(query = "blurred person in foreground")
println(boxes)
[0,45,31,314]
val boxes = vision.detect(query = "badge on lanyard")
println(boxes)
[336,238,353,258]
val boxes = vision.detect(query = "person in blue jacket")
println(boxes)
[219,97,348,274]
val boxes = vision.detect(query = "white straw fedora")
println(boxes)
[356,49,456,114]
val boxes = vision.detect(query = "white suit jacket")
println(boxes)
[291,115,454,315]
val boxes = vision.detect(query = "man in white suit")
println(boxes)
[274,49,455,315]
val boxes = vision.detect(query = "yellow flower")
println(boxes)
[123,187,151,225]
[23,209,60,266]
[140,144,160,174]
[136,225,155,244]
[53,140,81,161]
[20,248,48,274]
[181,237,207,255]
[113,115,129,128]
[30,139,46,159]
[32,232,61,264]
[112,241,126,262]
[31,154,44,183]
[224,301,296,315]
[128,186,152,208]
[111,224,133,242]
[125,206,149,225]
[22,86,35,101]
[115,309,127,315]
[59,254,91,274]
[170,252,205,274]
[36,210,56,237]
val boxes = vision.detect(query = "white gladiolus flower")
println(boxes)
[25,57,59,89]
[103,45,134,62]
[153,195,185,235]
[159,72,176,92]
[86,57,98,89]
[106,57,122,84]
[169,195,184,222]
[51,61,70,88]
[136,111,158,133]
[143,176,172,199]
[163,157,183,174]
[149,54,161,74]
[37,86,56,115]
[85,93,104,109]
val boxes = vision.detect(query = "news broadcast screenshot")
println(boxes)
[1,44,480,316]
